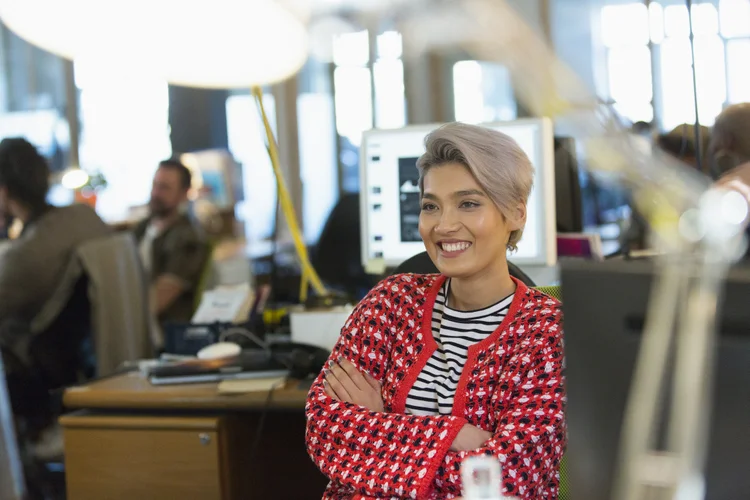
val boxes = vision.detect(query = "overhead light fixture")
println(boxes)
[0,0,309,87]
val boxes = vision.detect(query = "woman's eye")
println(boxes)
[421,203,437,212]
[460,201,480,209]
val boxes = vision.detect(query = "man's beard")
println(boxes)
[149,200,175,218]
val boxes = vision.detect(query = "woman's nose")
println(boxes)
[435,209,460,233]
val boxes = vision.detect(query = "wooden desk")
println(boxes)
[60,372,327,500]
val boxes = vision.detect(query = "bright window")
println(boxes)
[601,4,650,48]
[607,46,652,105]
[727,40,750,102]
[660,38,695,129]
[333,29,406,193]
[694,36,726,124]
[664,5,690,38]
[373,59,406,129]
[75,59,171,222]
[225,93,277,242]
[298,92,337,243]
[649,3,665,44]
[692,3,720,36]
[332,30,369,67]
[602,2,747,130]
[333,66,372,146]
[374,31,406,130]
[453,61,516,124]
[601,4,653,125]
[720,0,750,37]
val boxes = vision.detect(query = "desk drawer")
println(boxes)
[62,415,224,500]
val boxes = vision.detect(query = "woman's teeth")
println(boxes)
[442,242,470,252]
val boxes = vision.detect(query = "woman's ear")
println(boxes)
[508,202,526,231]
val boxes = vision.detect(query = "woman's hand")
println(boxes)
[324,357,384,412]
[450,424,493,452]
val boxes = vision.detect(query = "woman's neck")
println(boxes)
[448,263,516,311]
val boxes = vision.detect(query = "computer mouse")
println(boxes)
[197,342,242,360]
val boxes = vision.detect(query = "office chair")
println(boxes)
[534,284,561,301]
[193,240,216,312]
[393,251,537,287]
[532,284,566,500]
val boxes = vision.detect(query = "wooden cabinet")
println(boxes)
[62,414,236,500]
[60,374,329,499]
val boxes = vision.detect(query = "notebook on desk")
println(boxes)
[150,369,289,386]
[147,350,289,386]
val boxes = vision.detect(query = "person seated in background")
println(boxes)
[305,123,565,499]
[709,102,750,179]
[135,159,208,329]
[0,138,110,332]
[657,123,711,173]
[0,138,110,433]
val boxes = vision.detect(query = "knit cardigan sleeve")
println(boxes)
[305,276,467,499]
[431,307,566,499]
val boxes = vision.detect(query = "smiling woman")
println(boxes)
[305,123,564,500]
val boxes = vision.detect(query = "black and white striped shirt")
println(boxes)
[405,279,513,416]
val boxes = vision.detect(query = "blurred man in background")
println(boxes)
[134,160,208,330]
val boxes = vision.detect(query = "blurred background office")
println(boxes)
[1,0,750,499]
[2,0,750,274]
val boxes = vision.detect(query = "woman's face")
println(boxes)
[418,162,524,280]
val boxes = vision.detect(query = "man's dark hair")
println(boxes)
[158,158,192,191]
[0,137,50,213]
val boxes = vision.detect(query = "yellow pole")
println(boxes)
[252,86,328,297]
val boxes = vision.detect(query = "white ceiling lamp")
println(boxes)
[0,0,309,88]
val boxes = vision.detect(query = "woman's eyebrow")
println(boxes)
[422,189,486,200]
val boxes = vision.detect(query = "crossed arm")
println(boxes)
[324,358,492,453]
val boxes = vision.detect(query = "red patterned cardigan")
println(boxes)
[305,273,565,499]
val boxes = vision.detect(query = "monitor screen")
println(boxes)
[561,259,750,499]
[359,119,557,269]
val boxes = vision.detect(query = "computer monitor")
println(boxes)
[561,259,750,500]
[359,119,557,270]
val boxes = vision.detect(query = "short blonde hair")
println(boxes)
[416,122,534,251]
